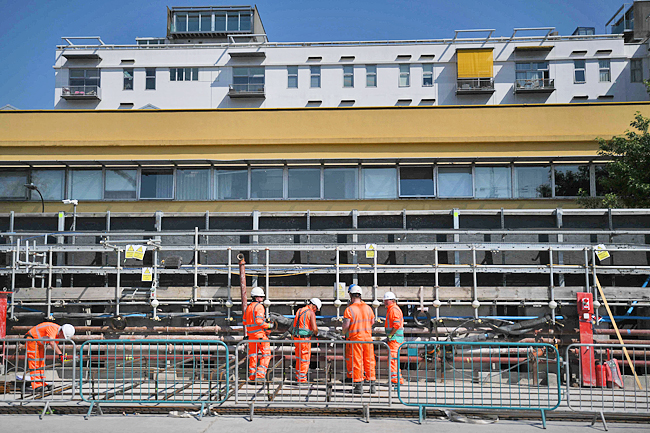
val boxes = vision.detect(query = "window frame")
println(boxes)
[366,65,377,87]
[399,64,410,87]
[436,165,474,198]
[287,66,298,89]
[422,63,434,87]
[123,68,134,91]
[310,66,321,88]
[343,65,354,88]
[599,59,611,82]
[145,68,156,90]
[574,60,586,84]
[104,168,138,201]
[631,58,643,83]
[139,169,175,200]
[398,165,435,197]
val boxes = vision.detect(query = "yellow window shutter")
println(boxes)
[457,49,493,78]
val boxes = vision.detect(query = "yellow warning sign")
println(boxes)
[595,244,610,261]
[142,267,153,282]
[335,282,347,299]
[134,245,146,260]
[125,245,135,259]
[365,243,376,259]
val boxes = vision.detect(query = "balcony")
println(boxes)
[514,78,555,94]
[61,86,101,100]
[228,84,265,98]
[456,78,495,95]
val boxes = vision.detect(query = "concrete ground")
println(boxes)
[0,414,647,433]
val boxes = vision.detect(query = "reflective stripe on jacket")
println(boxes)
[385,304,404,343]
[26,322,61,340]
[243,302,268,335]
[344,301,374,340]
[292,305,315,337]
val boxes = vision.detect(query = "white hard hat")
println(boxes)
[383,291,397,301]
[60,324,75,339]
[250,287,265,298]
[309,298,322,310]
[348,284,363,295]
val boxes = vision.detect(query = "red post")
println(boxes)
[237,253,247,319]
[577,292,595,386]
[0,292,10,339]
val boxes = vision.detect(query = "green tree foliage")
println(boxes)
[578,112,650,208]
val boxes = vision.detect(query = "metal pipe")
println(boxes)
[595,329,650,336]
[11,325,223,333]
[116,248,121,316]
[238,253,247,315]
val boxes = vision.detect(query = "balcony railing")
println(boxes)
[515,78,555,93]
[456,78,495,94]
[61,86,101,100]
[611,18,634,34]
[228,84,265,98]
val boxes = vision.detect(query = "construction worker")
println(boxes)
[25,322,75,392]
[342,284,377,394]
[243,287,274,381]
[383,291,405,386]
[292,298,321,383]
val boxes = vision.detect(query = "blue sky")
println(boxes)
[0,0,627,109]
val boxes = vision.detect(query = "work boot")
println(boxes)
[353,383,363,394]
[369,381,377,394]
[343,376,354,383]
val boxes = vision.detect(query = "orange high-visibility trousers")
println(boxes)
[25,340,47,389]
[247,336,271,380]
[388,340,404,384]
[344,343,353,379]
[351,342,376,383]
[293,337,311,382]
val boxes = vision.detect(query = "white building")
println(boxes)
[54,4,650,110]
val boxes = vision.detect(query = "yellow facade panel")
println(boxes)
[457,49,494,78]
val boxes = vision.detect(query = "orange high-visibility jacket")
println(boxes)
[243,302,270,336]
[385,304,404,343]
[344,301,375,341]
[26,322,60,340]
[292,305,316,337]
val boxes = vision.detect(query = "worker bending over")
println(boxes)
[243,287,274,381]
[291,298,321,383]
[383,292,405,385]
[342,284,377,394]
[25,322,75,392]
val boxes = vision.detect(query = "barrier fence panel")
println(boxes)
[397,341,561,427]
[79,340,230,419]
[0,338,76,418]
[235,339,391,412]
[565,343,650,429]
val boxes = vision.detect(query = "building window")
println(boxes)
[399,64,410,87]
[595,165,612,196]
[145,68,156,90]
[201,13,212,31]
[366,65,377,87]
[343,65,354,88]
[232,67,264,92]
[0,171,28,199]
[287,66,298,88]
[177,169,210,200]
[288,167,320,198]
[251,168,283,199]
[631,59,643,82]
[215,168,248,200]
[30,170,65,201]
[574,60,586,83]
[175,14,187,32]
[104,169,137,200]
[599,59,611,82]
[188,14,199,31]
[438,167,473,198]
[399,166,434,196]
[554,165,590,197]
[69,170,103,200]
[170,68,198,82]
[310,66,321,88]
[516,62,549,88]
[474,166,511,198]
[362,167,397,199]
[68,69,100,94]
[514,166,551,198]
[123,68,134,90]
[324,167,358,199]
[140,170,173,199]
[174,11,250,32]
[422,64,433,86]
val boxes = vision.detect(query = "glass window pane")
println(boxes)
[554,165,589,196]
[324,168,358,199]
[31,170,65,201]
[423,64,433,73]
[184,68,192,81]
[200,14,211,31]
[104,169,136,199]
[475,166,511,198]
[177,68,184,81]
[516,63,530,70]
[240,13,251,31]
[288,75,298,88]
[170,68,176,81]
[215,169,248,200]
[0,171,28,199]
[362,167,397,199]
[575,70,585,82]
[400,166,434,196]
[140,171,173,199]
[215,13,226,31]
[438,167,472,197]
[177,169,209,200]
[70,170,102,200]
[192,68,199,81]
[311,75,320,88]
[599,60,610,69]
[574,60,585,69]
[175,14,187,32]
[251,168,283,199]
[514,166,551,198]
[227,13,239,31]
[188,14,199,31]
[367,74,377,87]
[288,168,320,198]
[344,75,353,87]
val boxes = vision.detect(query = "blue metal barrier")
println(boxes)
[78,339,230,419]
[397,341,561,427]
